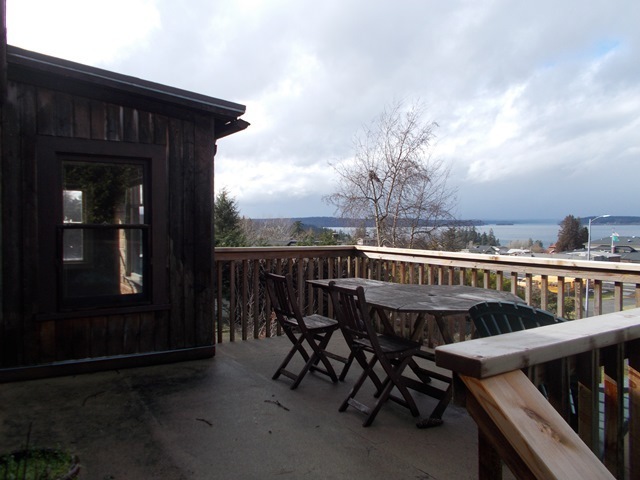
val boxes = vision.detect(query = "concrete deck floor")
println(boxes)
[0,336,492,479]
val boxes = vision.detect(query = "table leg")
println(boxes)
[433,313,455,345]
[410,313,426,342]
[371,306,397,336]
[415,313,455,428]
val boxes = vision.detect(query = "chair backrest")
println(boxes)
[469,301,566,338]
[327,281,376,345]
[265,272,306,330]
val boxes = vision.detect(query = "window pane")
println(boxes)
[62,162,144,224]
[63,190,84,261]
[63,190,83,222]
[61,227,147,306]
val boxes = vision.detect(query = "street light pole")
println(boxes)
[584,214,610,317]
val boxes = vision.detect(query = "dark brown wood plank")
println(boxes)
[37,320,56,363]
[182,119,196,347]
[138,311,155,352]
[1,81,25,367]
[72,96,91,139]
[138,110,153,143]
[106,103,122,141]
[106,315,125,356]
[216,262,224,342]
[36,88,54,135]
[193,116,215,346]
[90,99,106,139]
[242,259,249,340]
[52,91,73,137]
[123,313,141,354]
[20,83,39,365]
[152,310,170,351]
[153,114,168,145]
[167,117,186,349]
[55,319,75,361]
[71,318,91,359]
[253,261,260,339]
[122,107,138,143]
[229,261,236,341]
[90,316,108,358]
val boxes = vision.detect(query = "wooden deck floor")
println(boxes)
[0,335,508,479]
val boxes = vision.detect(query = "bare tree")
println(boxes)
[241,217,294,246]
[325,100,456,248]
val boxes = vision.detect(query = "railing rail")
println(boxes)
[436,309,640,479]
[214,245,640,343]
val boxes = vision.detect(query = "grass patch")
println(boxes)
[0,448,78,480]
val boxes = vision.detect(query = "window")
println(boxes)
[60,160,148,308]
[38,138,167,314]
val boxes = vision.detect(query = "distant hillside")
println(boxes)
[582,216,640,225]
[250,216,640,229]
[252,217,484,228]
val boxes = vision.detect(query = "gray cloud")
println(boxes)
[8,0,639,220]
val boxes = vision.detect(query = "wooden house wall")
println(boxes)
[1,80,215,371]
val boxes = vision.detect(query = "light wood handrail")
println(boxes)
[462,370,614,479]
[436,309,640,378]
[436,308,640,479]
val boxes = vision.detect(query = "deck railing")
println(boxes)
[436,308,640,479]
[215,245,640,478]
[214,245,640,343]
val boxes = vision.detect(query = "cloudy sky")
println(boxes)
[7,0,639,221]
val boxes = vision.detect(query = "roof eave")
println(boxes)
[6,45,246,119]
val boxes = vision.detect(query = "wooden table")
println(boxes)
[308,277,523,427]
[308,278,523,344]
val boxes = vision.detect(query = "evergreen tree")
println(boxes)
[486,229,499,246]
[555,215,588,252]
[214,189,246,247]
[439,226,461,251]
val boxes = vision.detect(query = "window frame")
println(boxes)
[37,137,167,315]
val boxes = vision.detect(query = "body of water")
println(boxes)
[477,223,640,248]
[334,222,640,248]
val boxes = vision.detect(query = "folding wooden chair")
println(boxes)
[265,272,350,390]
[327,281,432,427]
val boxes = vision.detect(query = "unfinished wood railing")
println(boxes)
[214,245,640,343]
[435,309,640,479]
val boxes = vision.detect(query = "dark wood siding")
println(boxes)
[1,79,216,371]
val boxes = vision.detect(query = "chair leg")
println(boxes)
[307,330,339,382]
[426,383,452,421]
[350,348,385,392]
[386,359,420,411]
[340,355,379,413]
[275,328,343,389]
[363,357,421,427]
[338,350,355,381]
[291,342,338,390]
[272,332,309,382]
